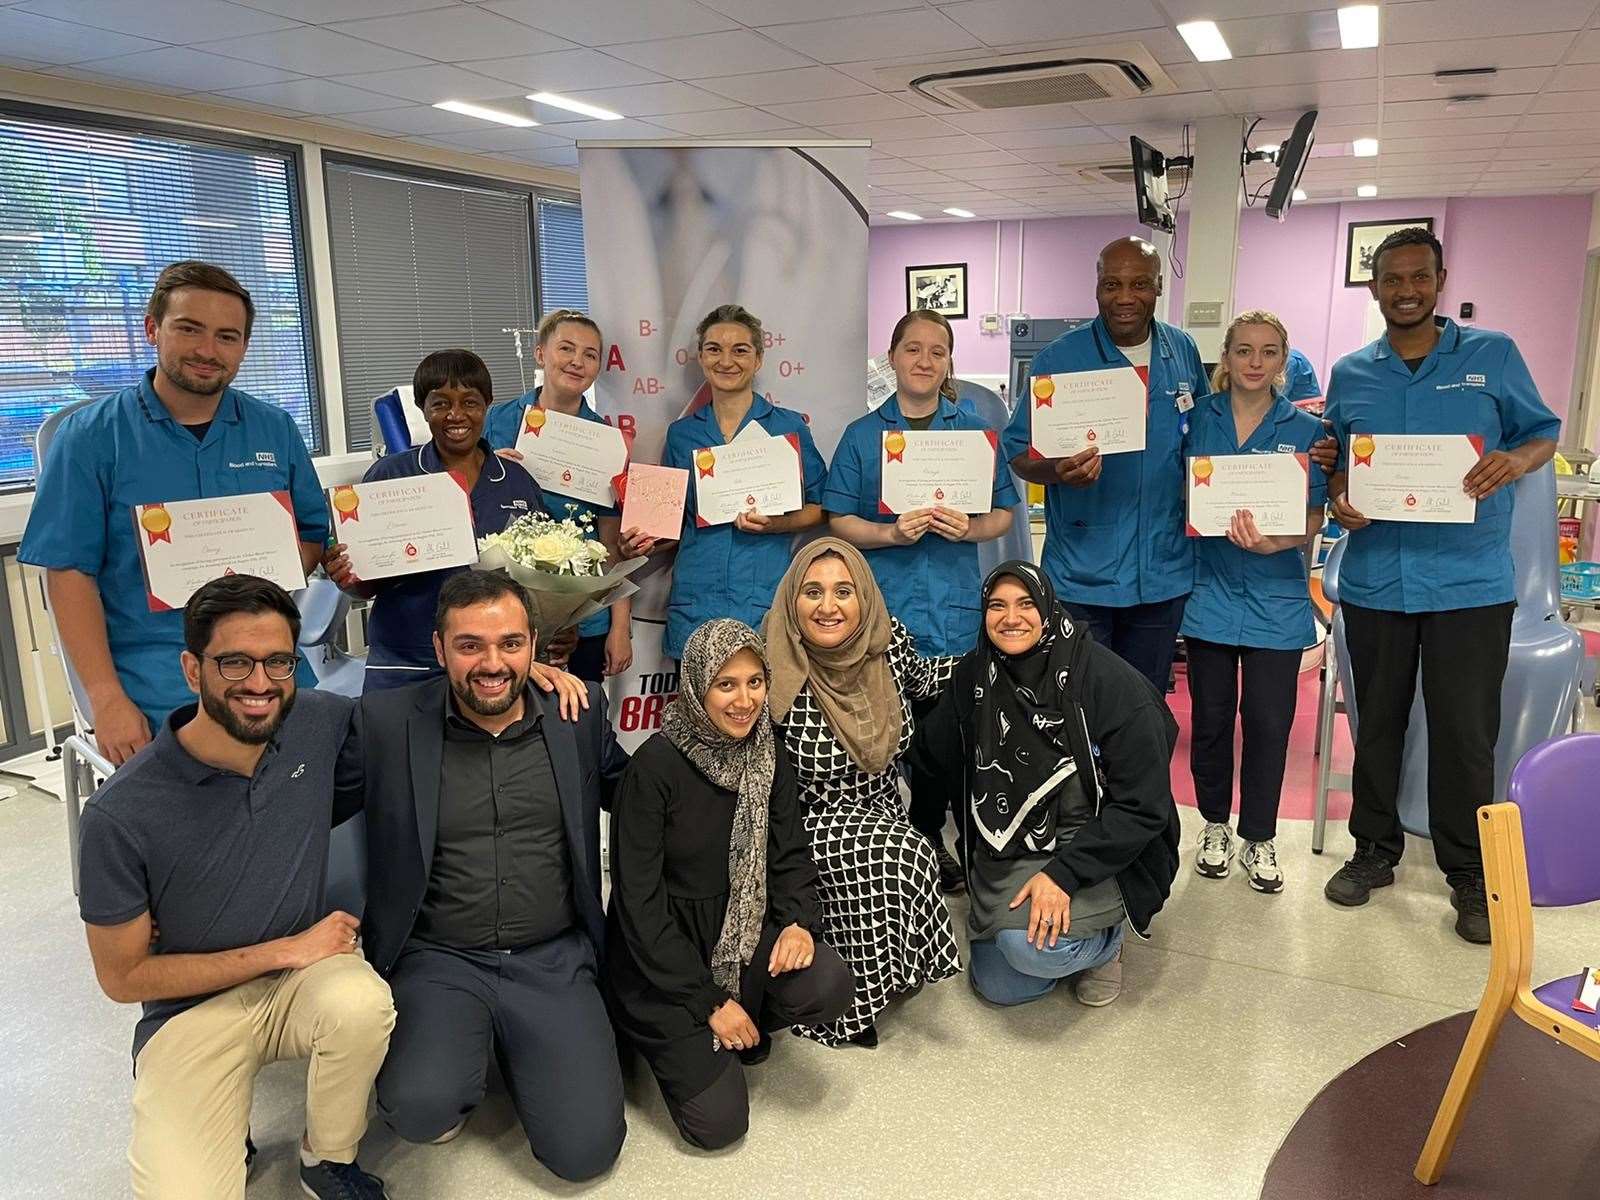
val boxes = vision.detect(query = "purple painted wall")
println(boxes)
[869,194,1590,420]
[867,214,1188,381]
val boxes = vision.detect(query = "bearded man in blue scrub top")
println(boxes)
[661,304,827,660]
[20,261,329,766]
[1320,227,1560,944]
[1004,237,1208,694]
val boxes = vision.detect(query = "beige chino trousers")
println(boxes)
[129,953,395,1200]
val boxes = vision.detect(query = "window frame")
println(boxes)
[319,152,578,450]
[0,99,328,484]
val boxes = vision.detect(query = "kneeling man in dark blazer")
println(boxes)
[356,569,630,1181]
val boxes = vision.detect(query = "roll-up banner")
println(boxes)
[577,140,870,750]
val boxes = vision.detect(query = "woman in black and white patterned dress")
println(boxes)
[762,538,961,1047]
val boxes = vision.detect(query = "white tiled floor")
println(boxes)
[2,702,1596,1199]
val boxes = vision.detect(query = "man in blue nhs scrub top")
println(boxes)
[1320,227,1559,944]
[20,261,329,766]
[1003,237,1208,693]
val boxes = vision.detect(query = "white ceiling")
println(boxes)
[4,0,1600,223]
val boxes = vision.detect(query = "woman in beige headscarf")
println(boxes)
[762,537,961,1047]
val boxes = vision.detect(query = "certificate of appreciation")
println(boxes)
[693,434,804,527]
[1028,368,1147,458]
[1346,434,1481,524]
[879,429,996,515]
[328,473,477,581]
[514,407,629,508]
[134,491,306,612]
[1186,453,1309,537]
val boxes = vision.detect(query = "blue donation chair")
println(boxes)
[1318,463,1585,843]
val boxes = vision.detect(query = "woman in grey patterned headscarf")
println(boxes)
[604,619,854,1151]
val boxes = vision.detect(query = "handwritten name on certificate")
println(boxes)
[1186,453,1309,537]
[134,491,306,612]
[1347,434,1482,524]
[880,430,996,515]
[693,434,804,527]
[328,474,477,582]
[514,407,629,508]
[1028,368,1147,458]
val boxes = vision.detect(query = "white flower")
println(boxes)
[482,511,609,577]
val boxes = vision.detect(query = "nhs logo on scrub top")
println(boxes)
[230,450,278,469]
[1465,373,1487,387]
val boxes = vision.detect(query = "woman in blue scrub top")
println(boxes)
[661,304,828,661]
[326,349,552,692]
[486,309,642,684]
[824,309,1018,894]
[1181,312,1328,894]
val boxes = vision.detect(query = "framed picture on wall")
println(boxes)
[906,262,968,319]
[1345,218,1434,287]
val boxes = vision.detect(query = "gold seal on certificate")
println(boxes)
[880,429,996,515]
[1347,434,1481,524]
[133,491,306,612]
[514,407,629,508]
[330,473,478,581]
[1185,453,1310,537]
[1028,367,1147,458]
[693,434,804,527]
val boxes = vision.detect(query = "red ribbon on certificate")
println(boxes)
[695,449,716,478]
[1352,434,1375,467]
[1032,377,1055,408]
[139,504,172,544]
[523,408,546,437]
[884,431,906,463]
[331,485,361,523]
[1192,458,1213,487]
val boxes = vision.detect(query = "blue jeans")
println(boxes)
[968,926,1124,1007]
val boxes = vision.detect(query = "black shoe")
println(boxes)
[932,843,966,896]
[1450,877,1491,944]
[300,1158,387,1199]
[844,1024,878,1049]
[738,1031,772,1066]
[1324,843,1397,906]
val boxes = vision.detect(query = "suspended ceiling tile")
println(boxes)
[464,49,666,92]
[757,10,979,64]
[204,26,430,75]
[688,65,878,106]
[327,7,575,61]
[480,0,739,47]
[604,29,812,78]
[17,0,295,43]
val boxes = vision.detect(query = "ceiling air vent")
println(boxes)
[910,58,1152,111]
[1085,161,1189,188]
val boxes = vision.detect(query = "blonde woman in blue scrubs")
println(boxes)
[823,309,1018,893]
[1182,312,1327,893]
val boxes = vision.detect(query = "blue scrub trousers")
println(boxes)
[968,926,1124,1007]
[1064,597,1188,694]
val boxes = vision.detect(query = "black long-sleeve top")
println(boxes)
[604,732,820,1037]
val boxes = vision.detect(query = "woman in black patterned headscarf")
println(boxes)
[908,562,1182,1009]
[604,619,852,1151]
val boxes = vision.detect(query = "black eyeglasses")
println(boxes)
[206,653,300,682]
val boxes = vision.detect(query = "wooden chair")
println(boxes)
[1414,732,1600,1184]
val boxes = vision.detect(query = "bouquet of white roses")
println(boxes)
[476,510,645,643]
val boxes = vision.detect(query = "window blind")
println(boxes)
[324,160,537,451]
[0,108,318,488]
[536,197,588,315]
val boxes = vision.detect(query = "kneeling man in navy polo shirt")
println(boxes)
[1320,227,1560,943]
[78,576,394,1200]
[355,569,631,1182]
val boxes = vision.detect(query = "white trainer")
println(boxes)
[1195,821,1233,879]
[1240,838,1284,894]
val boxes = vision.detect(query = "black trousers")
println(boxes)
[566,633,608,684]
[1342,601,1514,881]
[907,695,961,845]
[639,924,853,1151]
[376,930,626,1182]
[1185,637,1303,843]
[1064,595,1188,694]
